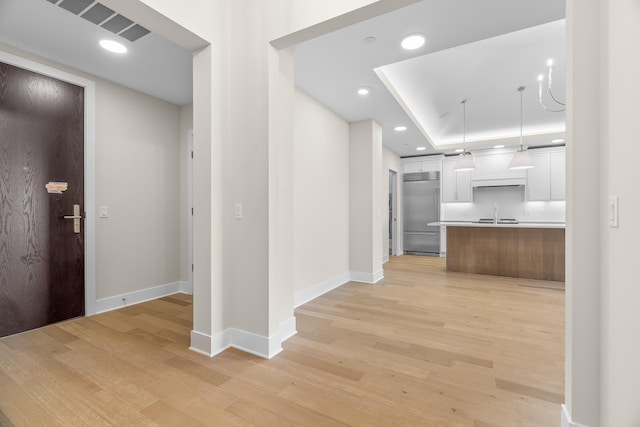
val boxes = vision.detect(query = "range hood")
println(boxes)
[471,176,526,188]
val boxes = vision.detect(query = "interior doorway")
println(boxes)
[187,129,194,293]
[389,169,398,257]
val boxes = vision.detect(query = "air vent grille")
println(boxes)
[45,0,150,42]
[81,3,114,25]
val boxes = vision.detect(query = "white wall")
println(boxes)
[599,0,640,425]
[382,146,402,259]
[0,42,183,302]
[94,80,181,299]
[293,89,350,296]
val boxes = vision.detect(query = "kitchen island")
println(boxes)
[429,221,565,282]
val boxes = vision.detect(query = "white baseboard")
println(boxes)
[562,405,590,427]
[294,272,350,308]
[350,269,384,284]
[190,316,297,360]
[382,254,390,263]
[95,281,191,314]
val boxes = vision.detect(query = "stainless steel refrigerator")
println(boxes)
[403,171,440,256]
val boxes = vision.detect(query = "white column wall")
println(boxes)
[600,0,640,425]
[565,0,602,425]
[568,0,640,426]
[350,120,383,283]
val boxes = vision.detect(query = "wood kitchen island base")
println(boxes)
[446,226,565,282]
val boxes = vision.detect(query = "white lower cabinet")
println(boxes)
[442,158,471,203]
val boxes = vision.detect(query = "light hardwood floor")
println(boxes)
[0,256,564,426]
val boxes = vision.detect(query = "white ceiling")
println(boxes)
[0,0,193,106]
[294,0,566,157]
[0,0,566,157]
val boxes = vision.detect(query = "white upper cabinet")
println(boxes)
[442,158,471,203]
[402,158,441,174]
[526,147,566,201]
[527,152,552,200]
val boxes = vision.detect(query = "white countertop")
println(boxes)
[429,221,566,229]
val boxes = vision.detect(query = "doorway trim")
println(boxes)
[187,129,194,293]
[389,169,399,257]
[0,49,97,316]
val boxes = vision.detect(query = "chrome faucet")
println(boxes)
[493,203,499,224]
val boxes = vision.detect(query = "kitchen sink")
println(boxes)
[475,218,519,224]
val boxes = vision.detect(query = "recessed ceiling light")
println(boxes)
[494,145,505,149]
[99,39,127,54]
[416,147,427,151]
[364,36,376,44]
[401,34,426,50]
[552,138,565,143]
[357,87,371,96]
[455,148,464,153]
[394,126,407,132]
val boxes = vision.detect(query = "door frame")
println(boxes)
[389,169,399,257]
[0,50,97,316]
[187,129,194,293]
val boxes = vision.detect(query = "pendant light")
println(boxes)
[509,86,534,170]
[454,99,475,172]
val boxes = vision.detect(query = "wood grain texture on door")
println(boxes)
[0,61,85,337]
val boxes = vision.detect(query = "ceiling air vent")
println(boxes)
[45,0,151,42]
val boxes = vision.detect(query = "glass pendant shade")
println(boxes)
[454,151,476,171]
[509,148,534,170]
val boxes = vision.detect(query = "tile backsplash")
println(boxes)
[441,186,565,222]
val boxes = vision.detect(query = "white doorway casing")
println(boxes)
[187,129,194,293]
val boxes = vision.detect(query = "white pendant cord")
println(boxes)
[518,86,524,151]
[462,99,467,153]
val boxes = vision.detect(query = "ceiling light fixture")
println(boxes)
[401,34,426,50]
[494,145,505,149]
[394,126,407,132]
[537,58,565,112]
[99,39,127,54]
[552,138,565,144]
[357,87,371,96]
[509,86,535,170]
[416,147,427,151]
[454,99,475,172]
[455,148,464,153]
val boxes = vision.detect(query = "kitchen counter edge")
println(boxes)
[429,221,566,229]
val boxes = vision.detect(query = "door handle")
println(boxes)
[63,204,82,234]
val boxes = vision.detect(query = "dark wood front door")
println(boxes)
[0,61,85,337]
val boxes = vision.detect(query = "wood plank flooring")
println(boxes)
[0,256,564,426]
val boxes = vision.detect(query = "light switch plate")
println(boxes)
[609,196,619,228]
[99,205,109,218]
[234,203,243,220]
